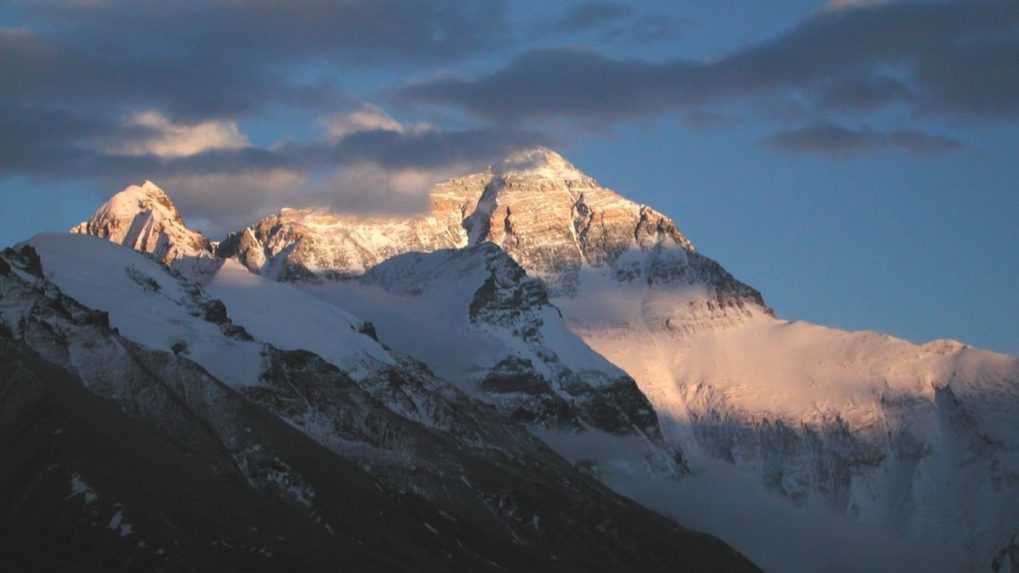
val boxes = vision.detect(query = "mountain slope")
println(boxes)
[0,337,399,572]
[2,237,760,572]
[569,308,1019,571]
[303,243,687,483]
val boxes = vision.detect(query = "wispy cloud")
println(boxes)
[761,122,962,156]
[106,111,249,158]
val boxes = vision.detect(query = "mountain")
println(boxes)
[219,149,763,310]
[0,238,760,572]
[67,147,1019,572]
[71,177,694,480]
[71,180,220,276]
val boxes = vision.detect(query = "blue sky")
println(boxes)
[1,0,1016,355]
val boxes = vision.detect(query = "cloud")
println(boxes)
[553,2,634,33]
[157,169,307,237]
[400,1,1019,125]
[4,0,1007,232]
[3,0,511,126]
[321,105,407,141]
[319,104,436,143]
[824,0,888,12]
[0,1,540,228]
[544,1,685,44]
[139,122,541,235]
[761,122,963,156]
[326,125,549,171]
[399,48,695,123]
[107,111,248,158]
[0,100,546,230]
[304,161,474,216]
[13,0,510,69]
[885,129,964,153]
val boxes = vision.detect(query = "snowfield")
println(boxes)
[29,233,265,387]
[207,257,394,378]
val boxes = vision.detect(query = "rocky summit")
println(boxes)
[71,180,220,276]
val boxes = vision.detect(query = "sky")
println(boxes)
[0,0,1016,355]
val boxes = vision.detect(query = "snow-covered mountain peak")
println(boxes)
[492,146,587,181]
[921,338,969,355]
[209,147,758,320]
[101,180,179,222]
[139,179,167,195]
[71,180,216,271]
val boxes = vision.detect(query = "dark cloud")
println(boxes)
[3,120,547,238]
[815,75,914,112]
[761,122,962,156]
[1,117,545,181]
[885,129,964,154]
[400,1,1019,126]
[553,2,634,33]
[4,1,510,123]
[399,48,698,122]
[15,0,510,68]
[0,0,535,226]
[681,110,741,130]
[328,127,550,171]
[545,1,685,44]
[2,0,1009,219]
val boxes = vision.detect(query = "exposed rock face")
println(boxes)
[217,148,768,332]
[217,172,490,280]
[465,148,696,294]
[0,237,761,573]
[71,180,219,276]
